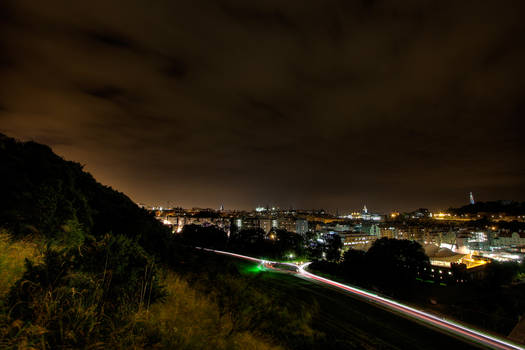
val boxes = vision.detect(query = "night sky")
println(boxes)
[1,1,524,212]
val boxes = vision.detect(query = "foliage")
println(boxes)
[2,234,163,349]
[449,200,525,216]
[324,234,343,262]
[179,223,307,261]
[0,231,42,298]
[229,228,269,256]
[310,238,430,296]
[226,227,306,261]
[105,271,282,350]
[181,224,228,249]
[482,261,520,288]
[0,133,171,258]
[366,238,429,289]
[341,249,367,281]
[169,251,319,349]
[272,229,305,260]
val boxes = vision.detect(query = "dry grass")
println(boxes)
[0,230,42,298]
[130,271,282,350]
[1,234,281,349]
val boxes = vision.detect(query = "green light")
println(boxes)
[240,263,264,274]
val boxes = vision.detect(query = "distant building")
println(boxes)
[493,232,525,247]
[361,223,380,235]
[276,217,297,233]
[380,227,396,239]
[410,208,431,219]
[259,218,273,233]
[341,233,377,250]
[343,205,383,221]
[235,217,260,231]
[295,219,308,234]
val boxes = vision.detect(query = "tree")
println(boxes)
[325,234,343,262]
[483,261,520,288]
[273,229,304,260]
[230,228,265,246]
[181,224,228,249]
[341,249,367,281]
[366,238,429,291]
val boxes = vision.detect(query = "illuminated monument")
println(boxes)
[469,192,475,205]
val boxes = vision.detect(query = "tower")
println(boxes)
[363,205,368,214]
[469,192,475,205]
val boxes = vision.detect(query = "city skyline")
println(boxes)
[1,1,524,213]
[144,193,481,214]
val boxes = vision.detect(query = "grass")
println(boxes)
[0,230,42,298]
[0,235,281,349]
[130,271,281,350]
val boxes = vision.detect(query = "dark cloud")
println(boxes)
[162,57,189,79]
[1,0,524,212]
[83,86,124,100]
[85,30,136,49]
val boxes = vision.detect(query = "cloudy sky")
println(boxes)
[1,0,524,212]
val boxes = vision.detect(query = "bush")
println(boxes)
[3,234,164,349]
[180,224,228,249]
[0,230,41,298]
[126,272,282,350]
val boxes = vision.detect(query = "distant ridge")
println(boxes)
[449,200,525,215]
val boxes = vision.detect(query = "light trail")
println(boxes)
[202,248,524,350]
[298,263,521,350]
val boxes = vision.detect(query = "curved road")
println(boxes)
[202,248,523,350]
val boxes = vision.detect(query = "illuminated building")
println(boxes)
[234,217,260,231]
[380,227,396,239]
[341,233,377,250]
[361,223,380,235]
[343,205,383,221]
[259,219,273,233]
[275,217,297,232]
[493,231,525,247]
[295,219,308,234]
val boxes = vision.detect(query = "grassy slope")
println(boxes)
[133,271,281,350]
[0,234,280,349]
[0,232,41,298]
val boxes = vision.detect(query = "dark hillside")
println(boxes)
[0,133,170,255]
[449,201,525,215]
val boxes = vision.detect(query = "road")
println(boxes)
[202,248,524,350]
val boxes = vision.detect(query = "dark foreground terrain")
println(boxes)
[236,259,482,350]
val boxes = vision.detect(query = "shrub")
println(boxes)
[3,234,164,349]
[0,230,41,298]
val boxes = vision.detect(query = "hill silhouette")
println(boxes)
[0,132,171,255]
